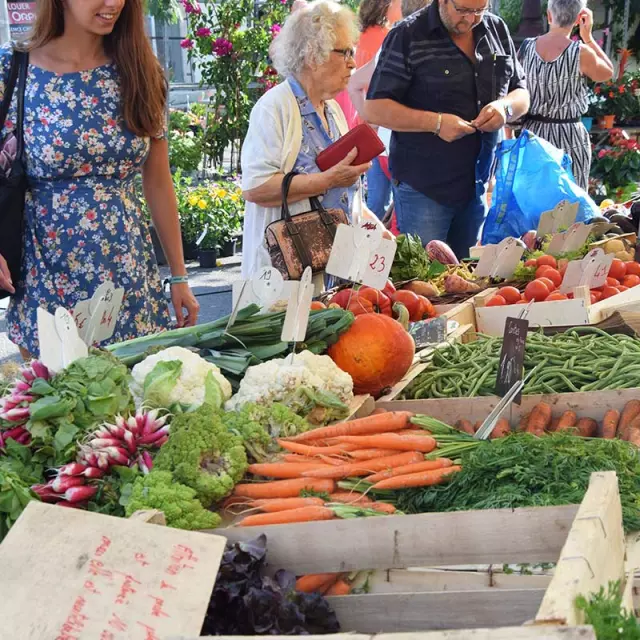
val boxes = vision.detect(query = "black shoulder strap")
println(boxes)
[15,50,29,161]
[0,50,20,132]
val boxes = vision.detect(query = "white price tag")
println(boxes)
[561,222,593,254]
[281,267,314,342]
[559,248,613,293]
[537,201,579,236]
[73,281,124,344]
[251,266,284,305]
[474,237,524,279]
[196,224,209,247]
[38,306,89,373]
[326,221,396,289]
[547,232,566,256]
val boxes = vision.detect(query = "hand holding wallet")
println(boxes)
[316,123,385,172]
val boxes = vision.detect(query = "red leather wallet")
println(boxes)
[316,123,385,172]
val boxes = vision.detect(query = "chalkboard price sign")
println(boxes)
[495,317,529,403]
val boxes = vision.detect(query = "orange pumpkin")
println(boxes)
[328,313,415,397]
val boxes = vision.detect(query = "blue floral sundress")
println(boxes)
[0,45,171,354]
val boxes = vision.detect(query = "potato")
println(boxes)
[604,239,626,254]
[615,250,634,261]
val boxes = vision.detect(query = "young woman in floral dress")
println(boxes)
[0,0,199,358]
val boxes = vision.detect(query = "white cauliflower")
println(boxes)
[130,346,232,412]
[225,350,354,423]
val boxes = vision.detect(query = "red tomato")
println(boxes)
[545,292,568,301]
[590,293,598,304]
[590,289,603,302]
[601,285,620,300]
[538,277,557,292]
[331,288,354,308]
[524,279,550,302]
[618,285,629,292]
[623,274,640,288]
[515,299,529,304]
[382,280,396,298]
[354,288,393,316]
[536,266,562,288]
[608,259,627,281]
[486,295,507,307]
[606,277,621,287]
[524,259,538,268]
[310,301,326,310]
[625,262,640,276]
[536,255,557,268]
[497,286,521,305]
[391,290,422,321]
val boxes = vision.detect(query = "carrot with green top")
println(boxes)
[364,458,453,484]
[248,462,331,479]
[526,402,551,436]
[618,400,640,440]
[348,448,399,460]
[455,420,475,435]
[285,411,413,443]
[252,497,326,512]
[371,465,462,490]
[555,411,577,432]
[232,478,336,499]
[238,506,336,526]
[334,433,436,453]
[325,578,353,596]
[296,573,340,593]
[277,440,359,456]
[601,409,620,439]
[301,451,423,479]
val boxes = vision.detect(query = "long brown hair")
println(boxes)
[26,0,166,138]
[358,0,392,30]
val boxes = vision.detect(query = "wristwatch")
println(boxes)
[502,100,514,122]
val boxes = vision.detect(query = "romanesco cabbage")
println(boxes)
[154,404,247,507]
[125,471,221,530]
[130,346,232,412]
[221,402,310,461]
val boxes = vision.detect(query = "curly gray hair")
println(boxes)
[270,0,359,78]
[548,0,586,28]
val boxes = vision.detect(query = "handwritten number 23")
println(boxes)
[369,254,386,273]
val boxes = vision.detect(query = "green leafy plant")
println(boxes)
[180,0,293,171]
[590,128,640,200]
[174,172,244,250]
[576,581,640,639]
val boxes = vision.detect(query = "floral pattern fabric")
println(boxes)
[287,77,356,219]
[0,45,171,354]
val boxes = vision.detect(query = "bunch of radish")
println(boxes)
[0,360,50,448]
[31,409,170,508]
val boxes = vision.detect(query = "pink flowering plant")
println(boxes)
[180,0,293,170]
[590,128,640,200]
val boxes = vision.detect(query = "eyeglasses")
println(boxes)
[449,0,489,16]
[332,48,356,61]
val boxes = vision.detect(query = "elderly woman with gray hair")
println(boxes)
[240,0,382,279]
[518,0,613,189]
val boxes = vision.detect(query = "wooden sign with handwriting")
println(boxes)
[0,502,225,639]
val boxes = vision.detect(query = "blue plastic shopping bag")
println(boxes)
[482,130,599,245]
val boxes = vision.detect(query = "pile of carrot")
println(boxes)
[228,410,461,526]
[295,572,355,596]
[452,400,640,444]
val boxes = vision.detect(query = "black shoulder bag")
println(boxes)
[0,48,29,300]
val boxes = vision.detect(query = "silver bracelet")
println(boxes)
[434,113,443,137]
[169,275,189,285]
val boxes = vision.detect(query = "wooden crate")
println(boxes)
[473,284,640,335]
[153,472,633,639]
[376,388,640,425]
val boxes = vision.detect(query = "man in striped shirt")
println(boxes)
[364,0,529,258]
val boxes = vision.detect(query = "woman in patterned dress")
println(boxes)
[240,0,389,280]
[0,0,199,357]
[517,0,613,189]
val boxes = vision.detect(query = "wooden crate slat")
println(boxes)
[192,629,596,640]
[326,589,546,633]
[214,504,578,574]
[535,472,626,626]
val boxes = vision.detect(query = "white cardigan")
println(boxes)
[240,80,349,279]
